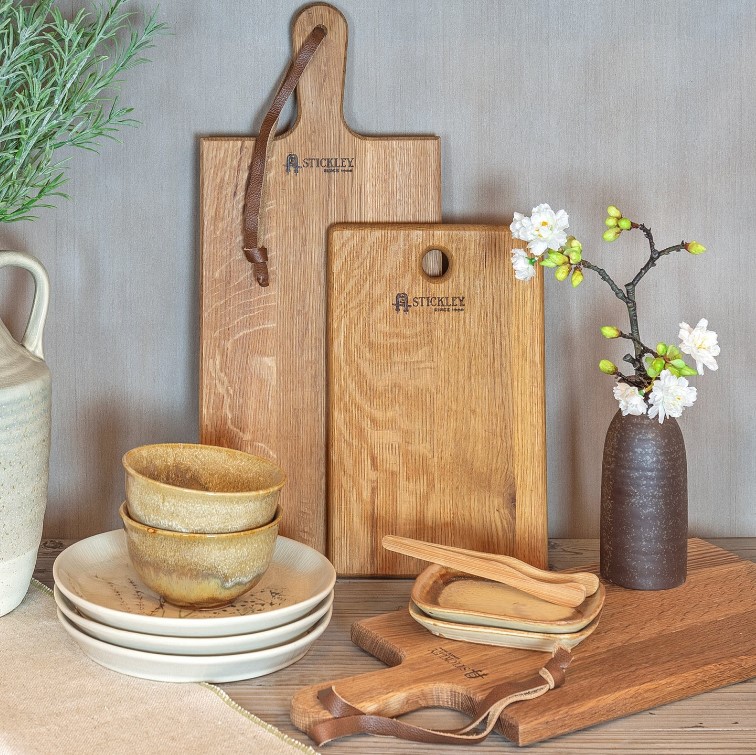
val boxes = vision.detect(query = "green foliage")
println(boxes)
[0,0,165,222]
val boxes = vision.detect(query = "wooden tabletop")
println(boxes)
[34,538,756,754]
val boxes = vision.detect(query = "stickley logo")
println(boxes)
[392,293,466,314]
[285,153,355,175]
[285,154,301,175]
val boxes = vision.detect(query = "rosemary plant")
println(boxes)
[0,0,165,222]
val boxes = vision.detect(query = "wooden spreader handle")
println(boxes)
[428,542,600,595]
[382,535,587,608]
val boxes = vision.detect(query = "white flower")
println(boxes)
[647,370,697,423]
[613,382,647,416]
[678,318,719,374]
[509,204,569,257]
[511,248,536,281]
[510,212,531,242]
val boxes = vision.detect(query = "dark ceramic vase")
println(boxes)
[600,410,687,590]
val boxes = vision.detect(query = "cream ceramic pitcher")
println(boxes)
[0,251,50,617]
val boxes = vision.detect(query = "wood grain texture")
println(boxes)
[383,535,587,606]
[199,4,441,554]
[0,0,747,543]
[327,224,546,574]
[34,538,756,753]
[291,538,756,746]
[386,536,601,593]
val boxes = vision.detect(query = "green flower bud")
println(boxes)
[652,357,665,374]
[605,217,619,228]
[670,358,686,369]
[646,365,660,379]
[656,342,667,356]
[679,365,698,377]
[599,359,618,375]
[618,217,632,230]
[571,268,584,287]
[566,236,582,251]
[666,345,682,360]
[686,241,706,255]
[548,251,569,265]
[601,326,621,339]
[555,263,571,281]
[667,364,681,377]
[540,258,558,268]
[568,249,582,264]
[607,205,622,218]
[603,227,621,242]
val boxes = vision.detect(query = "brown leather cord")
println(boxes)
[309,645,572,746]
[242,25,327,286]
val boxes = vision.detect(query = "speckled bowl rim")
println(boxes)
[119,501,282,538]
[122,443,287,498]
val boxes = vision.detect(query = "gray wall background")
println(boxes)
[1,0,753,540]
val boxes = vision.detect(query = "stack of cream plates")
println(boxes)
[52,530,336,682]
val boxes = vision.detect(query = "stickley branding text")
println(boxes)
[393,292,466,314]
[285,153,355,175]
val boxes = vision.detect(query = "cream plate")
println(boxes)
[412,564,605,633]
[57,604,332,683]
[54,584,333,656]
[408,600,600,652]
[53,530,336,637]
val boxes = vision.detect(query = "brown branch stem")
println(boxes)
[580,260,629,304]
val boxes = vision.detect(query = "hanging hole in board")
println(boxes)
[422,248,449,279]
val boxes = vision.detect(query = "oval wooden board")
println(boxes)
[412,564,605,633]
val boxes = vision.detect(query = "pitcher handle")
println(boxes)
[0,251,50,360]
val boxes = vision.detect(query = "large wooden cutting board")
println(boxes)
[327,224,546,575]
[199,4,441,553]
[291,539,756,746]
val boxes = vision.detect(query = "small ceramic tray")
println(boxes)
[412,564,605,633]
[57,604,332,683]
[54,584,334,656]
[408,600,600,652]
[53,530,336,637]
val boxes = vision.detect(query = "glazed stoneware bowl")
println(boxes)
[123,443,285,533]
[119,502,281,608]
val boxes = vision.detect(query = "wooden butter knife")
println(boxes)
[382,535,589,608]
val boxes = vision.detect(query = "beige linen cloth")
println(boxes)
[0,581,318,755]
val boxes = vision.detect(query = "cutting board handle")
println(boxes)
[242,4,348,287]
[242,23,327,286]
[295,648,571,746]
[292,4,349,129]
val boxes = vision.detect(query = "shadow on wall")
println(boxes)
[44,400,191,536]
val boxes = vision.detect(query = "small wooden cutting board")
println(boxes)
[291,539,756,746]
[199,4,441,553]
[327,224,546,575]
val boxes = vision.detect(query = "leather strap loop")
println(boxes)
[309,645,572,746]
[242,25,327,287]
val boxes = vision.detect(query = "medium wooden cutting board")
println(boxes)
[327,224,547,575]
[291,539,756,746]
[199,4,441,553]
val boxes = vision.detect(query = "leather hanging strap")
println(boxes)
[309,645,572,746]
[242,25,327,287]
